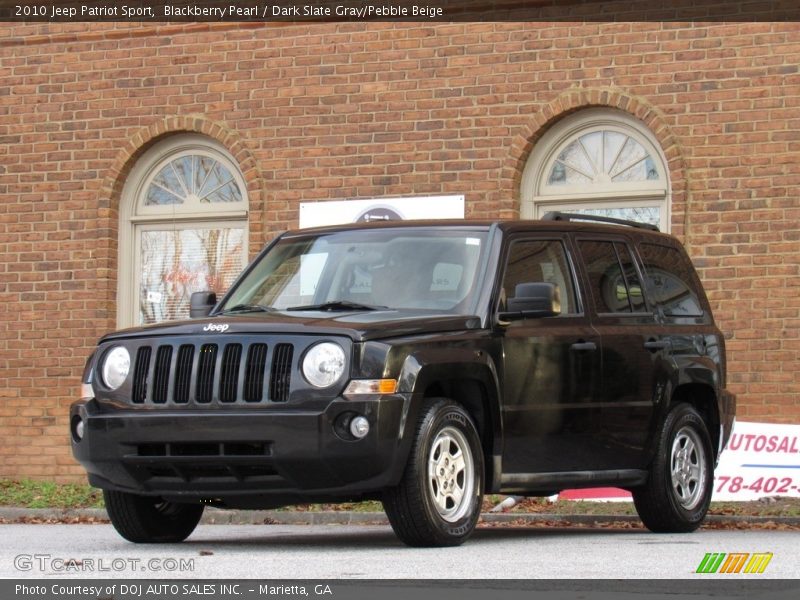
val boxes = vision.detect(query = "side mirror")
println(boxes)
[190,291,217,318]
[499,282,560,320]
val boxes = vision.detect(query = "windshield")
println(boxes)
[221,228,489,315]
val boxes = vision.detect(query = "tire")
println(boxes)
[103,490,204,543]
[633,403,713,533]
[383,398,484,547]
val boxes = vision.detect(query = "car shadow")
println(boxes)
[183,523,647,549]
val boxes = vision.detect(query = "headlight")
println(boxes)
[302,342,345,388]
[101,346,130,390]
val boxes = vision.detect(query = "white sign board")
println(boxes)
[712,420,800,500]
[299,195,465,228]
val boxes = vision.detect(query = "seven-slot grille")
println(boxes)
[129,341,294,406]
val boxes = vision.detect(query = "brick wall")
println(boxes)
[1,20,798,481]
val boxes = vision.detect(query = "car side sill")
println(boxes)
[500,469,648,494]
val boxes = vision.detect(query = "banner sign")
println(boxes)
[299,195,464,228]
[713,420,800,501]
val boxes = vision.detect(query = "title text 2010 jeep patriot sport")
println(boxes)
[71,213,735,546]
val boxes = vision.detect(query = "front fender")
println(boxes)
[394,348,503,491]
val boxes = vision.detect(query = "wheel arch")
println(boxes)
[422,378,499,493]
[402,355,503,494]
[670,383,720,460]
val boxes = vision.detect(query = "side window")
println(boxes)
[579,240,647,314]
[615,242,647,312]
[502,239,577,315]
[638,243,704,317]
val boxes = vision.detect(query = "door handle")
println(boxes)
[644,339,670,352]
[570,341,597,352]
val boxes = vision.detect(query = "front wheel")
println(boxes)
[633,403,713,533]
[383,398,484,547]
[104,490,204,543]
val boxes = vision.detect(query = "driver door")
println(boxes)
[499,236,602,475]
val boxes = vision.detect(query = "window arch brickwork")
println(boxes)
[504,88,688,240]
[97,117,265,329]
[522,107,670,231]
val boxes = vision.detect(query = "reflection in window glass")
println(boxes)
[557,140,595,178]
[603,131,626,172]
[548,130,660,187]
[145,155,242,206]
[638,243,704,317]
[222,230,487,314]
[609,137,647,178]
[502,240,577,315]
[548,161,591,185]
[580,131,602,168]
[614,243,647,312]
[564,206,660,230]
[431,263,465,292]
[139,227,244,325]
[579,240,642,314]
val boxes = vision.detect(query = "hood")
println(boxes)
[100,310,482,344]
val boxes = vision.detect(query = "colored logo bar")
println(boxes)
[696,552,773,574]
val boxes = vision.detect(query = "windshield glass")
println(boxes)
[221,228,489,314]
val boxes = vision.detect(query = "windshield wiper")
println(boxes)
[219,303,275,314]
[286,300,387,312]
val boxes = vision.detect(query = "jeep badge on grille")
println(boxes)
[202,323,229,333]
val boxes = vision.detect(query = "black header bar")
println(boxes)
[2,0,799,22]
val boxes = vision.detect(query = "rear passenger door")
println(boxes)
[636,240,715,453]
[575,237,663,469]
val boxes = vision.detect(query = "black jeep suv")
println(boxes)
[71,213,735,547]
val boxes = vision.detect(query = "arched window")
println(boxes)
[118,135,248,327]
[521,108,670,231]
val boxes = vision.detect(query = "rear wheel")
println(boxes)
[633,403,713,532]
[104,490,204,543]
[383,398,484,547]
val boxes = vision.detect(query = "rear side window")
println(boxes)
[578,240,648,314]
[638,243,704,317]
[615,243,646,312]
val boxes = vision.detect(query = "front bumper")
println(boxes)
[70,394,409,503]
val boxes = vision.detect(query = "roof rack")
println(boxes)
[541,211,660,232]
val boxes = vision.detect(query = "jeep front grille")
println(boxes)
[196,343,217,404]
[174,344,194,404]
[131,346,151,404]
[129,341,294,406]
[219,343,242,403]
[270,343,293,403]
[243,343,268,402]
[152,345,172,404]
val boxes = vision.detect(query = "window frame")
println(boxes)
[495,234,585,319]
[574,236,655,319]
[521,108,671,232]
[128,136,248,221]
[118,135,249,328]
